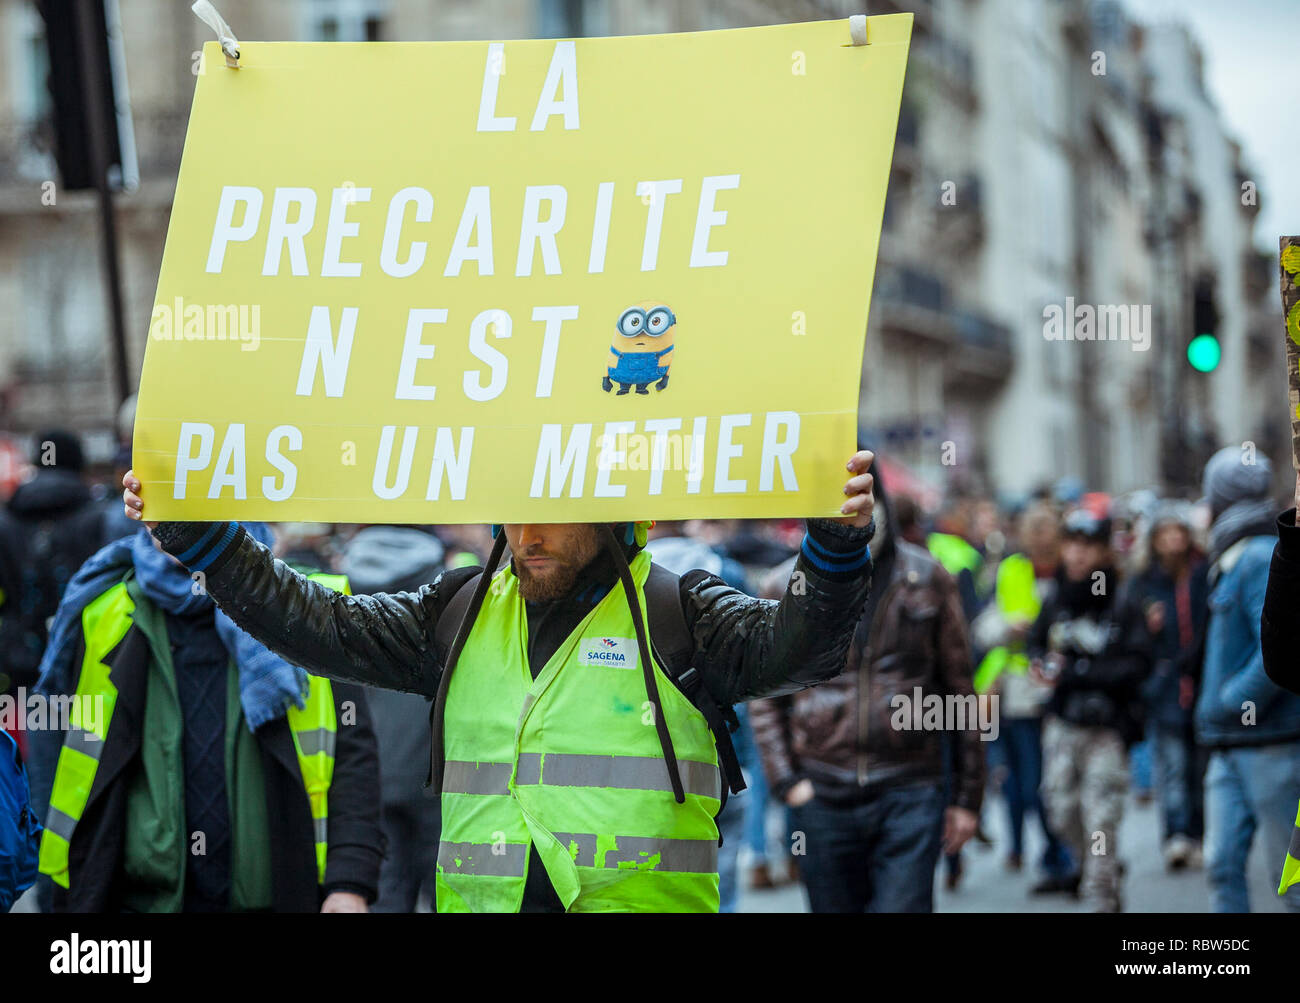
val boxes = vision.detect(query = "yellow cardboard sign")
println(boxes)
[134,16,911,522]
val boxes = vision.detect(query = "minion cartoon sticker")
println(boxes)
[602,302,675,395]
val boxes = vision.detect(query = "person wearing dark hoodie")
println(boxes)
[339,525,447,912]
[749,464,982,912]
[1194,446,1300,912]
[120,450,876,914]
[1028,509,1151,912]
[0,431,112,701]
[26,525,383,912]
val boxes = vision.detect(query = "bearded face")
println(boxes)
[505,523,604,601]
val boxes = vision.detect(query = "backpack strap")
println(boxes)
[644,563,747,809]
[434,570,483,659]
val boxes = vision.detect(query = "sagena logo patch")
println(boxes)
[578,636,638,670]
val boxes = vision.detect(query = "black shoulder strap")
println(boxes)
[643,562,746,805]
[434,570,483,658]
[643,563,694,670]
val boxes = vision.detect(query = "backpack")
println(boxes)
[433,562,746,813]
[0,731,42,912]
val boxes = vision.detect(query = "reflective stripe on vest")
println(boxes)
[39,572,346,891]
[288,675,336,884]
[437,549,721,913]
[288,571,347,885]
[1280,799,1300,895]
[37,583,132,889]
[973,553,1040,694]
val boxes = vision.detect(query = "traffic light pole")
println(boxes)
[72,0,132,409]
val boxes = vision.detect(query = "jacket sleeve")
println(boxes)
[1220,544,1285,717]
[682,518,873,707]
[1263,510,1300,695]
[932,565,984,814]
[153,521,472,697]
[747,695,801,798]
[321,681,386,903]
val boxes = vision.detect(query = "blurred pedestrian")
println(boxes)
[341,526,447,912]
[1029,510,1151,911]
[971,501,1074,880]
[1194,447,1300,912]
[1128,501,1208,870]
[927,498,985,622]
[750,470,982,912]
[0,432,115,715]
[0,729,41,912]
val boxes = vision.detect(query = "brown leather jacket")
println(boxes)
[750,541,984,812]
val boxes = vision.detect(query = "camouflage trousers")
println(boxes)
[1041,716,1129,911]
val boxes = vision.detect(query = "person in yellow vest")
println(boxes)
[26,523,383,913]
[119,450,877,913]
[970,502,1074,884]
[926,501,985,623]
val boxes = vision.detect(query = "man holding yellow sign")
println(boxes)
[123,449,875,913]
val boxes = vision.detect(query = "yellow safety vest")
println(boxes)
[927,533,982,578]
[973,553,1041,694]
[38,572,347,890]
[437,548,722,913]
[1280,801,1300,895]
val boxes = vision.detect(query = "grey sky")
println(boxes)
[1124,0,1295,250]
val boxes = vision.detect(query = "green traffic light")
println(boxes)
[1187,334,1220,372]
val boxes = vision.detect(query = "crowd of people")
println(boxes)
[1,426,1296,914]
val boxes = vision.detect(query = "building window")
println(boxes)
[307,0,387,42]
[537,0,609,38]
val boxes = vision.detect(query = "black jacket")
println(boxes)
[44,604,383,913]
[1129,559,1208,729]
[0,470,112,689]
[153,517,875,911]
[1027,569,1152,745]
[1263,509,1300,695]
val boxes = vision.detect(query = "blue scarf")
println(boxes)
[35,525,309,731]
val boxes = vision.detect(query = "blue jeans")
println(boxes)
[997,717,1073,876]
[1131,734,1154,792]
[790,782,946,912]
[1205,743,1300,912]
[716,792,745,913]
[1153,723,1203,841]
[732,706,770,859]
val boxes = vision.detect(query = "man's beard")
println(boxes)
[513,528,602,601]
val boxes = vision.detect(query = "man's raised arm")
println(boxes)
[685,450,877,705]
[124,471,450,696]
